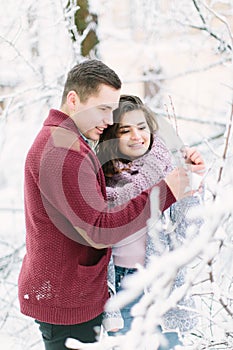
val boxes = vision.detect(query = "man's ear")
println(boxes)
[67,90,79,112]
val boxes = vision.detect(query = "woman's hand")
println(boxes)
[183,147,206,175]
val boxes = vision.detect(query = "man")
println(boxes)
[18,59,195,350]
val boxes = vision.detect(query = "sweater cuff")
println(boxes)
[102,317,124,332]
[102,311,124,332]
[157,180,176,212]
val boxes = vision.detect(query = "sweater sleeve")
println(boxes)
[106,136,174,207]
[170,193,204,244]
[163,194,203,333]
[38,137,175,248]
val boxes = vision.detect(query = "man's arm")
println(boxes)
[39,145,188,248]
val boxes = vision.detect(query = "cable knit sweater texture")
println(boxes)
[102,135,203,333]
[18,109,175,326]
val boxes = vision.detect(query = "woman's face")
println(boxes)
[117,109,151,160]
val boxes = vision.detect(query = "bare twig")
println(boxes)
[217,103,233,184]
[207,259,233,317]
[124,57,232,85]
[200,0,233,51]
[0,35,41,76]
[192,0,206,25]
[164,103,171,122]
[191,0,232,51]
[168,95,179,136]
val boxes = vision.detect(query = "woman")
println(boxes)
[97,95,204,349]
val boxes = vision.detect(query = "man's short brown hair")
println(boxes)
[61,59,122,104]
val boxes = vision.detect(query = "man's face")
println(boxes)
[74,84,121,142]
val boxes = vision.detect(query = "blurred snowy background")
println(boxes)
[0,0,233,349]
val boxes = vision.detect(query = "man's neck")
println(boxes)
[60,105,70,116]
[60,106,97,151]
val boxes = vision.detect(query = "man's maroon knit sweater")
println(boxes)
[18,109,175,325]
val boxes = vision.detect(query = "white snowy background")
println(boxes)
[0,0,233,349]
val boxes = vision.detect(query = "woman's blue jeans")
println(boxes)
[108,266,182,350]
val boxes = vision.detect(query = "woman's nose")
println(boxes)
[130,128,141,140]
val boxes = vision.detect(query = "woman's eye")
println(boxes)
[139,126,146,130]
[120,129,129,134]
